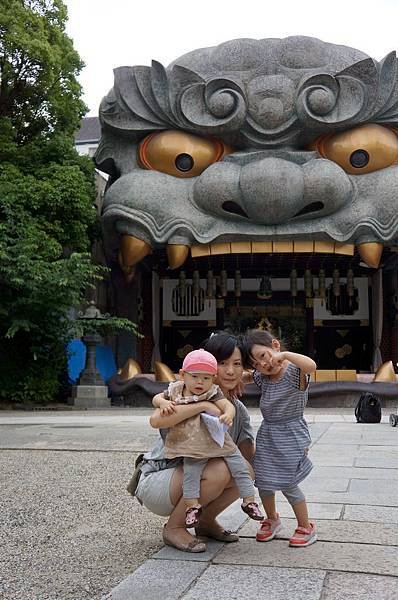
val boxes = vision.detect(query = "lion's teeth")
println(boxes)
[120,234,151,267]
[357,242,383,268]
[118,251,136,283]
[167,244,189,269]
[190,240,355,256]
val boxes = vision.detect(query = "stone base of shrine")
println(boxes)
[72,385,111,408]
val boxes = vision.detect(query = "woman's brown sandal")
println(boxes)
[241,501,264,521]
[185,505,202,527]
[195,526,239,543]
[162,526,206,553]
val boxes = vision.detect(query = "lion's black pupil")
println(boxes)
[349,149,369,168]
[175,153,194,171]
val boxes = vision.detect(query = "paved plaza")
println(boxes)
[1,407,398,599]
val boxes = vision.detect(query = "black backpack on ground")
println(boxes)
[355,393,382,423]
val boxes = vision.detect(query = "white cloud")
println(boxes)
[64,0,398,116]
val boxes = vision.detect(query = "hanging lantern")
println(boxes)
[304,269,313,307]
[346,268,354,297]
[192,269,200,298]
[290,268,298,298]
[234,270,241,298]
[206,269,214,299]
[346,267,354,307]
[333,268,340,297]
[220,269,228,297]
[304,269,313,298]
[318,268,326,305]
[257,276,272,299]
[178,270,186,298]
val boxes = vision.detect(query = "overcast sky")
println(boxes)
[64,0,398,117]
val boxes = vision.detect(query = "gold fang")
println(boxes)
[357,242,383,268]
[118,252,136,284]
[167,244,190,269]
[120,234,152,267]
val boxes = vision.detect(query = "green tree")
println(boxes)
[0,1,134,403]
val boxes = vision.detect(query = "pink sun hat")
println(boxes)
[182,349,218,374]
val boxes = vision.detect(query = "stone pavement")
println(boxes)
[1,407,398,599]
[101,408,398,600]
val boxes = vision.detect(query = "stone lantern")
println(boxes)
[73,301,111,409]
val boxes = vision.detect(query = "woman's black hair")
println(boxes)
[202,331,240,363]
[240,329,275,368]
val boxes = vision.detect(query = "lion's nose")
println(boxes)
[239,157,351,224]
[240,158,305,224]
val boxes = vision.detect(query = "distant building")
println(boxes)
[74,116,101,157]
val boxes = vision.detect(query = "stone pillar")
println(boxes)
[73,334,110,408]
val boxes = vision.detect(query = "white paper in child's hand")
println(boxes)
[201,413,228,447]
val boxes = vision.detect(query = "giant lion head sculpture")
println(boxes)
[95,36,398,276]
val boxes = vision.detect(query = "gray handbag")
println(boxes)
[126,453,145,497]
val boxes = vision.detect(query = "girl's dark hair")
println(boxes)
[202,331,240,362]
[240,329,275,368]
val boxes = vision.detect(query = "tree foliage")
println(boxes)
[0,0,85,141]
[0,1,137,403]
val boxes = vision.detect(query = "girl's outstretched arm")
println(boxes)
[280,351,316,374]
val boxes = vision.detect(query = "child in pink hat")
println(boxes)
[153,348,263,527]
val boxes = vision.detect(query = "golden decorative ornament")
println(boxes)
[118,359,142,381]
[154,361,177,382]
[374,360,396,382]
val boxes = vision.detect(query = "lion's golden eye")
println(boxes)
[314,123,398,175]
[138,130,230,178]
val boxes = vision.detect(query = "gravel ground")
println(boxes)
[0,449,166,599]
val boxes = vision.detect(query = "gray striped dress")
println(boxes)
[253,363,313,491]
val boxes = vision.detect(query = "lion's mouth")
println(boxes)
[117,234,384,282]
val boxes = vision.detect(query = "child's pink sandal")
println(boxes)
[289,522,317,547]
[241,501,264,521]
[185,505,202,527]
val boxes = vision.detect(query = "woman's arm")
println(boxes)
[149,400,221,429]
[238,439,255,463]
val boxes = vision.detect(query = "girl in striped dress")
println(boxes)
[241,329,318,547]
